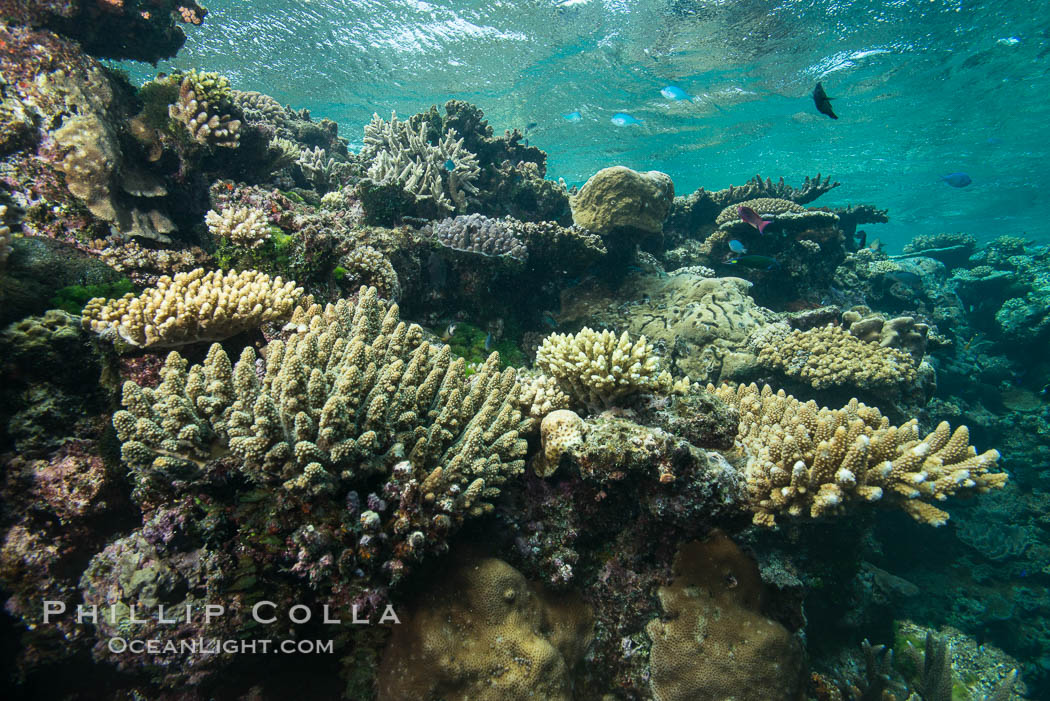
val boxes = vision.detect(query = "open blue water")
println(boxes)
[120,0,1050,249]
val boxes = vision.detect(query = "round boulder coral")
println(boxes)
[570,166,674,235]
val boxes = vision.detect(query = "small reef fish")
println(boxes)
[525,122,537,131]
[728,239,747,254]
[660,85,690,100]
[941,172,972,188]
[441,321,458,340]
[563,110,582,122]
[884,270,922,287]
[727,254,780,270]
[812,82,837,119]
[541,313,558,328]
[444,159,456,171]
[738,205,772,233]
[484,333,494,351]
[868,238,883,252]
[611,112,642,126]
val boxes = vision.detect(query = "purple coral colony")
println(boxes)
[0,2,1044,701]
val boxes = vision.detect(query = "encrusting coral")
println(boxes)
[646,531,805,701]
[536,409,586,478]
[205,206,271,249]
[168,70,241,148]
[710,383,1007,526]
[758,324,918,391]
[535,327,687,411]
[841,307,929,363]
[82,268,302,348]
[362,111,480,213]
[111,287,531,576]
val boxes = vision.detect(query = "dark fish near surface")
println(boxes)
[738,206,772,233]
[727,254,780,270]
[812,82,837,119]
[941,172,972,188]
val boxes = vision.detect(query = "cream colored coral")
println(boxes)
[362,112,480,212]
[757,324,917,391]
[83,269,302,348]
[842,307,929,363]
[536,327,684,411]
[515,372,570,423]
[339,246,400,300]
[536,409,586,477]
[168,72,240,148]
[710,383,1007,527]
[205,206,271,248]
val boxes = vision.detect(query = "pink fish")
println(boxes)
[738,206,772,233]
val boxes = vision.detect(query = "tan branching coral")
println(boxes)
[168,71,240,148]
[362,112,480,212]
[83,269,302,348]
[710,383,1007,526]
[535,328,685,411]
[112,288,530,522]
[757,324,917,391]
[205,206,271,249]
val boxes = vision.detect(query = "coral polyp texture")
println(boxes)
[82,268,303,348]
[646,532,805,701]
[112,288,530,581]
[338,246,401,300]
[514,372,571,423]
[362,111,480,213]
[168,71,241,148]
[430,213,528,260]
[569,165,674,235]
[205,206,271,249]
[710,383,1007,526]
[758,324,918,391]
[535,327,684,411]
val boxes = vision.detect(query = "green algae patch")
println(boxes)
[50,278,134,314]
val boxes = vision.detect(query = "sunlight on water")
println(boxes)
[119,0,1050,247]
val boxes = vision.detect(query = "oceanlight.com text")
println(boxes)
[107,637,335,655]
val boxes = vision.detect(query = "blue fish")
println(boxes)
[563,110,582,122]
[611,112,642,126]
[661,85,690,100]
[941,172,972,188]
[484,333,493,351]
[444,159,456,171]
[728,239,747,254]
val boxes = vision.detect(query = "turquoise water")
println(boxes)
[121,0,1050,249]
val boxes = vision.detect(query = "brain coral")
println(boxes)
[377,554,593,701]
[646,531,805,701]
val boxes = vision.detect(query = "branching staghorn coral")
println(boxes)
[205,206,271,249]
[535,327,686,411]
[82,269,302,348]
[112,287,530,569]
[168,70,241,148]
[362,112,480,213]
[709,383,1007,526]
[757,324,918,391]
[297,146,349,192]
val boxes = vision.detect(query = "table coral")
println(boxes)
[430,213,528,260]
[710,383,1007,526]
[82,268,303,348]
[377,554,593,701]
[758,324,918,391]
[535,327,684,411]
